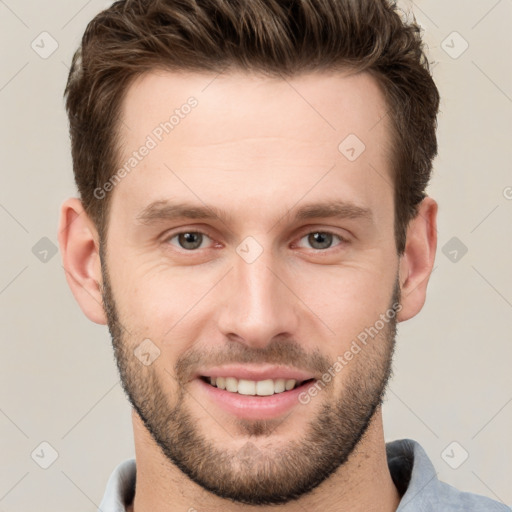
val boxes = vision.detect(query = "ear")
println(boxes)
[397,196,438,322]
[58,198,107,325]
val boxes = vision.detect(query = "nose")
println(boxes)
[217,246,300,349]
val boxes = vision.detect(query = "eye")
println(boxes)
[296,231,345,250]
[167,231,212,250]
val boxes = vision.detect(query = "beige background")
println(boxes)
[1,0,511,510]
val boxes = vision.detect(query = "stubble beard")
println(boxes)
[100,250,400,505]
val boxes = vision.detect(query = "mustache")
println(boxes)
[174,337,331,383]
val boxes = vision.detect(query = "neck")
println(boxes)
[128,407,401,512]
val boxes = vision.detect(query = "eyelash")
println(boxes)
[164,229,349,252]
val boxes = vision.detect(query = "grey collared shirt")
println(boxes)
[97,439,510,511]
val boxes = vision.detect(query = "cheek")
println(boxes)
[110,263,224,351]
[289,263,397,338]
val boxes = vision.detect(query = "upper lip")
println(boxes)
[193,365,317,383]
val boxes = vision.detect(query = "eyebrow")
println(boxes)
[293,201,372,222]
[136,199,372,226]
[136,201,235,225]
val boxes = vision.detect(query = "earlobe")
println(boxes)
[57,198,107,325]
[397,197,438,322]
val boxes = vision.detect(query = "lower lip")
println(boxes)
[194,378,315,420]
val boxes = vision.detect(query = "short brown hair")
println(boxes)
[64,0,440,254]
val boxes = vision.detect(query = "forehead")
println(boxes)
[112,69,394,227]
[119,68,391,150]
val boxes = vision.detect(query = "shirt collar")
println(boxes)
[387,438,439,511]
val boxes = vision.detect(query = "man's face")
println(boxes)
[101,70,401,505]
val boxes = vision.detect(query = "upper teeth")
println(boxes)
[208,377,300,396]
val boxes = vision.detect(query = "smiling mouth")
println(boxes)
[199,376,316,396]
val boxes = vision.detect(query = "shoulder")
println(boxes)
[434,479,511,511]
[386,439,511,512]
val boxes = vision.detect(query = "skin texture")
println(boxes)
[59,69,437,512]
